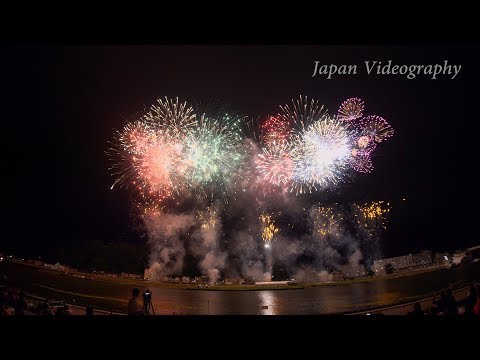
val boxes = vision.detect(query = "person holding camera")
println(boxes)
[127,288,143,315]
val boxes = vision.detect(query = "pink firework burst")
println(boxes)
[359,115,394,143]
[133,134,188,201]
[255,141,294,187]
[350,151,374,173]
[338,98,365,121]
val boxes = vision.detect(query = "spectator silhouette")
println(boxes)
[445,288,458,316]
[1,290,15,316]
[37,300,52,316]
[63,304,72,315]
[0,288,6,304]
[0,297,5,317]
[85,306,94,316]
[474,284,480,316]
[14,292,28,315]
[128,288,143,315]
[408,302,424,317]
[462,285,477,316]
[55,306,65,316]
[431,290,447,315]
[6,290,16,308]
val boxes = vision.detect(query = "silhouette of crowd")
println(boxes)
[1,287,92,316]
[407,284,480,317]
[1,288,29,316]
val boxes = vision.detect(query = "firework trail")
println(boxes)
[259,213,279,248]
[259,212,279,281]
[192,204,226,285]
[351,201,391,263]
[310,205,343,239]
[307,204,349,271]
[352,201,391,238]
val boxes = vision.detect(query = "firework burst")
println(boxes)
[255,141,294,187]
[109,98,196,202]
[260,115,292,144]
[197,205,219,230]
[111,96,396,283]
[252,96,393,193]
[349,151,374,173]
[279,96,327,128]
[310,205,344,238]
[290,116,353,193]
[338,97,364,121]
[143,97,197,135]
[352,201,391,242]
[110,95,394,206]
[184,113,245,197]
[358,116,394,143]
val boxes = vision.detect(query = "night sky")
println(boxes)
[2,45,477,265]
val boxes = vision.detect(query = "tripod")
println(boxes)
[142,298,155,315]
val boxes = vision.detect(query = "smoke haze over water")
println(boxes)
[143,191,388,283]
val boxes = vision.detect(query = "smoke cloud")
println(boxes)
[144,212,194,280]
[139,161,387,284]
[190,204,226,284]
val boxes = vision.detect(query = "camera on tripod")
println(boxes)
[143,290,152,303]
[142,289,155,315]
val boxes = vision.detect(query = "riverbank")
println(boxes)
[1,260,478,314]
[344,284,476,315]
[186,284,306,291]
[1,258,453,291]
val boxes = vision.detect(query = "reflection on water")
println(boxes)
[149,284,403,315]
[258,291,275,315]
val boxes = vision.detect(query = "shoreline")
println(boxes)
[1,260,478,315]
[4,258,453,291]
